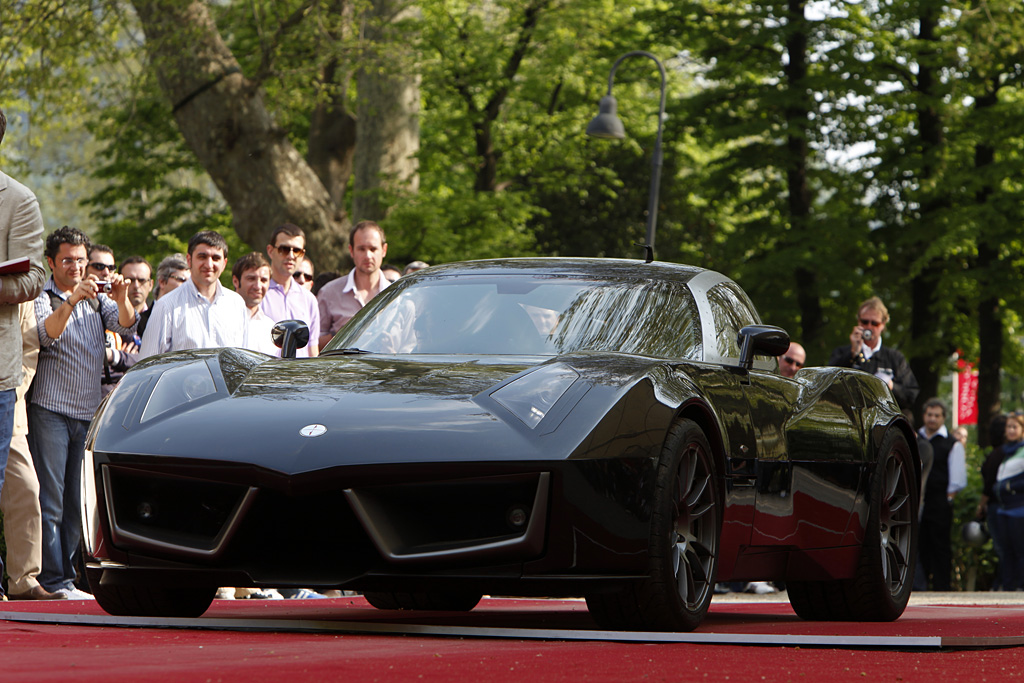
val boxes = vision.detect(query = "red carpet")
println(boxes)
[2,597,1023,682]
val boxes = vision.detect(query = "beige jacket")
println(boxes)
[0,171,46,392]
[14,302,38,436]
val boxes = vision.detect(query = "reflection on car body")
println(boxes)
[83,258,918,631]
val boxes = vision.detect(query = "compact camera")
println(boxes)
[95,281,113,293]
[861,328,873,342]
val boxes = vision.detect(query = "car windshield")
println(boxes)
[326,274,701,359]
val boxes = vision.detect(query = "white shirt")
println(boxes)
[245,307,279,356]
[919,424,968,496]
[139,278,249,359]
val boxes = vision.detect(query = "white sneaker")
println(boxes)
[242,588,283,600]
[57,587,95,600]
[746,581,777,595]
[215,587,236,600]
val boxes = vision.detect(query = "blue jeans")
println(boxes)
[27,403,89,592]
[0,389,15,590]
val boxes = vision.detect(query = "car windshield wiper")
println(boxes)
[321,347,373,356]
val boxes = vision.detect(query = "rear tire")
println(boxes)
[363,591,482,612]
[788,429,917,621]
[587,419,720,631]
[92,578,217,618]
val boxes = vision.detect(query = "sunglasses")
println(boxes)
[124,277,151,286]
[293,272,313,282]
[276,245,306,257]
[167,274,188,283]
[859,318,883,327]
[783,356,804,368]
[90,262,115,272]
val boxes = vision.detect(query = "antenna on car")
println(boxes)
[636,243,654,264]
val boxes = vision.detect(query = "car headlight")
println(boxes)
[81,448,99,557]
[141,361,217,423]
[491,363,579,429]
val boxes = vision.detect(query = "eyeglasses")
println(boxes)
[124,277,151,286]
[167,274,188,283]
[276,245,306,258]
[293,272,313,282]
[60,257,88,267]
[782,356,804,368]
[859,318,883,327]
[90,262,115,272]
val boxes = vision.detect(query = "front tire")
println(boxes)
[788,429,917,621]
[587,419,720,631]
[91,578,217,618]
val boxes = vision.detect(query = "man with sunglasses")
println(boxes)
[828,296,919,409]
[293,258,314,292]
[88,245,130,394]
[261,223,319,357]
[778,342,806,379]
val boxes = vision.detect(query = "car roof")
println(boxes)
[415,257,710,285]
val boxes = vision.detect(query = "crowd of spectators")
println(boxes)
[0,168,427,600]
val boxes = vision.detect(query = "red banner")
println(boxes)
[957,358,979,426]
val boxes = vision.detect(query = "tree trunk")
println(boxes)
[974,116,1001,447]
[908,7,948,418]
[784,0,824,353]
[130,0,350,266]
[352,0,421,223]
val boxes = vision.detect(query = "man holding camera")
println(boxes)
[828,295,919,409]
[30,225,137,598]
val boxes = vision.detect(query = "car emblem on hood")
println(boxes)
[299,424,328,438]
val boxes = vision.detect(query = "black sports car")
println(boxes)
[83,258,919,631]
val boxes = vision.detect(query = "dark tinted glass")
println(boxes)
[327,274,701,359]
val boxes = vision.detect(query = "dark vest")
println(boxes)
[924,433,955,505]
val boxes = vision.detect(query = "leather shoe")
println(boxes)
[8,585,67,600]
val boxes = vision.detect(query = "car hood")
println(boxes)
[89,349,639,474]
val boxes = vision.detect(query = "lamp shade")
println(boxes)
[586,95,626,139]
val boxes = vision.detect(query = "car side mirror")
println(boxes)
[272,320,310,359]
[737,325,790,370]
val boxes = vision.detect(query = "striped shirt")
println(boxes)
[139,277,250,359]
[32,278,138,421]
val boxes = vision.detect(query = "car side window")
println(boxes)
[705,283,759,361]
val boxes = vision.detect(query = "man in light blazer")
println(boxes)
[0,105,47,599]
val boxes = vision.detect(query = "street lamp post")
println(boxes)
[586,51,667,264]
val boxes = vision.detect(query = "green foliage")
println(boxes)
[82,72,242,266]
[384,188,539,263]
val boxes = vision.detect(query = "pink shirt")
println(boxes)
[260,278,319,357]
[317,270,390,338]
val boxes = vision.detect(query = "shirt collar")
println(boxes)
[920,424,949,439]
[340,269,357,294]
[184,276,224,302]
[340,269,391,295]
[862,336,883,360]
